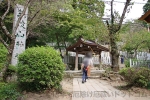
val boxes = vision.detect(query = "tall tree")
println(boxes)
[106,0,132,71]
[0,0,59,81]
[119,20,150,58]
[38,0,107,57]
[0,0,32,81]
[142,0,150,28]
[143,0,150,13]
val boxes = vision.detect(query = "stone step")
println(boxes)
[64,70,105,78]
[73,76,101,79]
[65,70,105,73]
[64,73,103,76]
[64,69,123,80]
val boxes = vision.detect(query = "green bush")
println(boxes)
[0,43,7,63]
[119,67,150,87]
[0,82,6,89]
[0,83,21,100]
[17,46,64,91]
[0,63,4,72]
[0,43,7,71]
[125,59,130,67]
[3,65,18,77]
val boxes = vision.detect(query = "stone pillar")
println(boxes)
[75,52,78,70]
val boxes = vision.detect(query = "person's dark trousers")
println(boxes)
[82,69,87,83]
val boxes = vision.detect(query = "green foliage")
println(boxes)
[0,63,4,72]
[5,65,18,76]
[119,67,150,87]
[122,27,150,52]
[17,46,65,91]
[124,59,130,68]
[0,43,7,71]
[35,0,107,51]
[8,65,17,73]
[119,20,150,53]
[72,0,105,16]
[143,0,150,13]
[0,83,21,100]
[0,82,6,89]
[0,43,7,64]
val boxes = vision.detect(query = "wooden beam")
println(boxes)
[76,46,101,51]
[145,16,150,23]
[139,10,150,23]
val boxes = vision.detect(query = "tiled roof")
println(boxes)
[66,38,109,55]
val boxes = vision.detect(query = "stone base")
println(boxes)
[74,67,78,71]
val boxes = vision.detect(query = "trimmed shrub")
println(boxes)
[0,83,21,100]
[119,67,150,87]
[17,46,64,91]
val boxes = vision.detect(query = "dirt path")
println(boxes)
[23,78,73,100]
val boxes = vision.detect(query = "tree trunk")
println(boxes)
[107,0,131,72]
[3,39,15,82]
[63,39,68,56]
[60,36,67,56]
[55,33,63,58]
[110,32,119,71]
[134,49,137,59]
[148,48,150,53]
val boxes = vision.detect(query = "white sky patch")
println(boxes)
[103,0,148,21]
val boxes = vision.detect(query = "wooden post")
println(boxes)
[99,52,101,63]
[75,51,78,70]
[99,52,101,69]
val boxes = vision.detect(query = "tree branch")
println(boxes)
[28,10,40,26]
[0,18,11,39]
[111,0,114,25]
[117,0,131,31]
[26,9,40,39]
[12,0,32,39]
[0,0,11,39]
[26,31,30,39]
[1,0,10,20]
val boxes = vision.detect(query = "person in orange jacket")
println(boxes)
[81,52,93,83]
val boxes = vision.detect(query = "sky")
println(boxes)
[103,0,148,21]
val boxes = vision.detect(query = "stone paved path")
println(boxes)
[72,78,150,100]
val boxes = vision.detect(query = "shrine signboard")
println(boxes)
[11,4,28,66]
